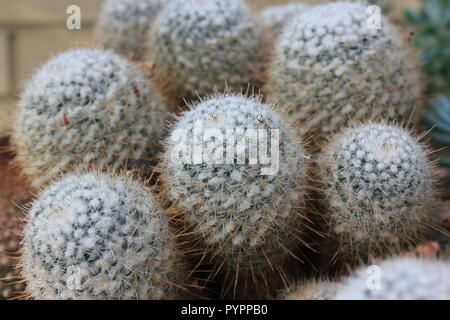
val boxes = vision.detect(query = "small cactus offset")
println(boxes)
[265,1,422,146]
[282,279,339,300]
[12,48,169,188]
[20,171,186,300]
[96,0,166,61]
[334,257,450,300]
[146,0,267,102]
[317,122,438,263]
[258,2,311,37]
[159,93,311,296]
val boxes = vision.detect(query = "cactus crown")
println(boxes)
[12,48,168,188]
[318,122,438,262]
[21,171,184,300]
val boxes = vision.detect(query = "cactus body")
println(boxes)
[159,93,311,286]
[334,257,450,300]
[146,0,266,102]
[265,1,422,145]
[96,0,166,60]
[12,49,168,188]
[21,172,185,300]
[318,123,438,262]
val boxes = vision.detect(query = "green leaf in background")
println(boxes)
[407,0,450,95]
[408,0,450,167]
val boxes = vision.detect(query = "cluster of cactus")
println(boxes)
[21,171,186,300]
[12,48,168,189]
[1,0,447,300]
[265,1,422,146]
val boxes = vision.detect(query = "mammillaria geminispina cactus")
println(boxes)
[265,1,423,147]
[12,48,168,188]
[159,93,313,297]
[20,171,186,300]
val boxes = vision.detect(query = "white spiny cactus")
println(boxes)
[318,122,438,261]
[159,93,311,274]
[12,48,168,188]
[265,1,422,145]
[21,171,185,300]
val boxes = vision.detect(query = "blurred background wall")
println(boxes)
[0,0,420,135]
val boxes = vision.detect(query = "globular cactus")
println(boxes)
[20,171,186,300]
[282,279,339,300]
[334,257,450,300]
[258,2,310,37]
[265,1,422,146]
[146,0,267,102]
[159,93,311,297]
[12,48,168,189]
[96,0,166,61]
[317,122,438,263]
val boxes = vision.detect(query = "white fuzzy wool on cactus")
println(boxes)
[265,1,422,145]
[283,279,339,300]
[21,172,184,300]
[258,2,310,37]
[13,48,168,188]
[334,257,450,300]
[160,93,310,273]
[146,0,266,101]
[96,0,166,60]
[318,123,437,261]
